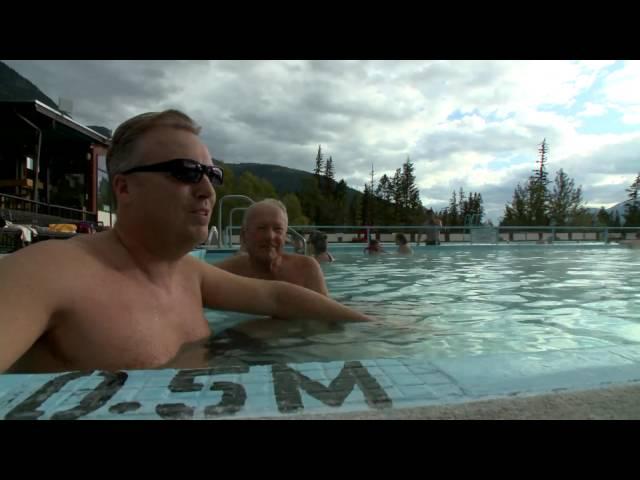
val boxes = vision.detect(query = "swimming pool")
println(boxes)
[2,243,640,420]
[205,243,640,364]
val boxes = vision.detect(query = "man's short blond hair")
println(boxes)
[242,199,289,229]
[106,109,201,181]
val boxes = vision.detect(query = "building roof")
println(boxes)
[0,100,111,145]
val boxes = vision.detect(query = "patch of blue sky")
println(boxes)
[447,108,513,123]
[447,109,470,121]
[539,61,625,115]
[487,154,530,170]
[576,110,640,135]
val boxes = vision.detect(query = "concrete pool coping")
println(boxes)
[263,382,640,420]
[3,344,640,420]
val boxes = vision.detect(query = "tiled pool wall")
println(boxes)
[3,344,640,420]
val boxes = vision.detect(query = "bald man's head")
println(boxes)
[241,199,289,265]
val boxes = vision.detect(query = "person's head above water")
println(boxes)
[366,239,383,254]
[395,233,408,245]
[106,109,223,255]
[309,231,329,254]
[241,199,289,265]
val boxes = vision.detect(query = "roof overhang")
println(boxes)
[0,100,111,146]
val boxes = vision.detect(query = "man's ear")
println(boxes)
[112,174,131,206]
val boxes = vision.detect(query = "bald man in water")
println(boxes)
[215,199,329,296]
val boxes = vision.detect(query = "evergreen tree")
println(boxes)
[526,139,551,225]
[626,172,640,201]
[300,176,324,224]
[313,145,324,176]
[474,193,485,223]
[376,174,392,202]
[236,171,278,201]
[596,207,610,226]
[548,169,585,226]
[534,139,550,186]
[324,155,334,181]
[462,191,473,223]
[624,173,640,226]
[335,179,348,200]
[400,156,421,211]
[350,194,362,226]
[438,207,450,226]
[403,158,422,212]
[449,191,459,226]
[333,179,349,225]
[611,210,622,227]
[526,177,548,225]
[457,187,465,224]
[281,193,309,225]
[501,183,528,226]
[361,183,372,225]
[392,168,402,218]
[369,164,377,224]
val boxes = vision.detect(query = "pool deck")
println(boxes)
[265,382,640,420]
[3,344,640,420]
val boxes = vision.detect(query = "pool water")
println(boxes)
[204,244,640,366]
[2,243,640,420]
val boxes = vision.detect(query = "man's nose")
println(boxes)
[194,175,215,200]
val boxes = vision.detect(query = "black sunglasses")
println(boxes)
[121,159,224,186]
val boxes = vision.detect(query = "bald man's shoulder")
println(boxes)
[282,253,329,295]
[283,252,315,265]
[283,253,327,279]
[213,254,250,274]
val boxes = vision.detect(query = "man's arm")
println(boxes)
[0,244,63,372]
[297,256,329,296]
[195,260,371,323]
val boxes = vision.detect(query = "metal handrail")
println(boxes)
[283,224,639,245]
[217,195,254,247]
[0,192,90,215]
[287,224,639,231]
[286,228,307,253]
[227,207,249,247]
[0,192,96,224]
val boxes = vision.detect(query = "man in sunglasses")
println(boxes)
[0,109,371,374]
[215,199,329,296]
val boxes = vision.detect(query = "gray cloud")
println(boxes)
[4,60,212,134]
[3,59,635,224]
[560,137,640,176]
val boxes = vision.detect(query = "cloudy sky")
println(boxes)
[5,60,639,222]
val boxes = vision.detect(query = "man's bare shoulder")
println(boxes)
[0,233,128,283]
[281,253,328,295]
[213,253,249,273]
[283,253,326,278]
[0,238,105,319]
[0,238,86,273]
[284,253,320,268]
